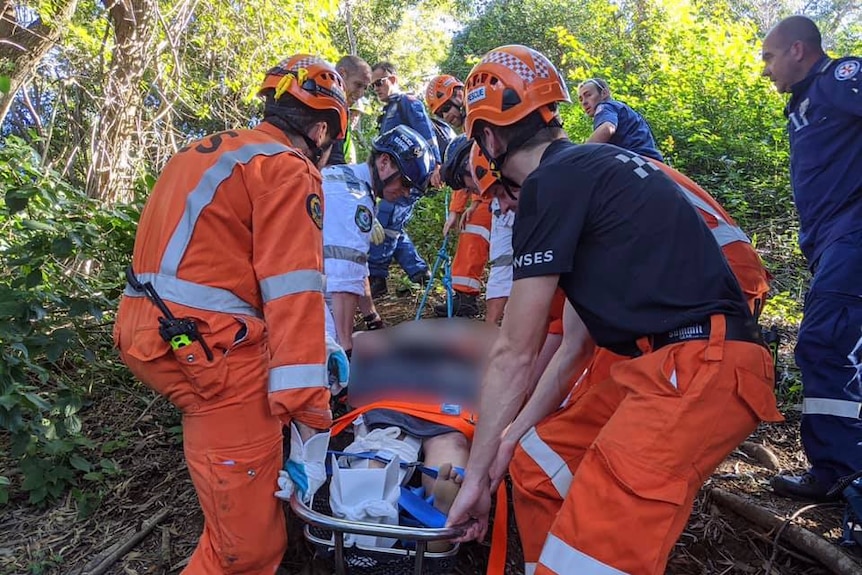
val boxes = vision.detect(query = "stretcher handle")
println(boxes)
[289,495,468,541]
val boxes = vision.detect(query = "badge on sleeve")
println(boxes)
[355,205,373,233]
[306,194,323,229]
[835,60,860,81]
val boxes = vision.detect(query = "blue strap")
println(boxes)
[398,486,447,528]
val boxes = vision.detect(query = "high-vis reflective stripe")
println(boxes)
[452,276,482,290]
[803,398,862,419]
[463,224,491,242]
[525,562,537,575]
[490,254,513,267]
[324,245,368,264]
[672,182,750,247]
[539,534,626,575]
[160,142,295,276]
[260,270,325,304]
[269,363,328,392]
[384,228,401,239]
[519,427,573,498]
[124,272,260,317]
[326,165,369,192]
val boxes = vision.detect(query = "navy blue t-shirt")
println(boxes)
[593,99,663,162]
[512,140,748,350]
[786,56,862,266]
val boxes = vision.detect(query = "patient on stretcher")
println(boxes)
[329,319,495,551]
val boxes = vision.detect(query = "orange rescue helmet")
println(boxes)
[463,45,570,139]
[469,142,497,198]
[425,74,464,115]
[259,54,349,139]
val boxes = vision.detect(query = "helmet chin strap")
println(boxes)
[264,111,332,167]
[370,158,403,200]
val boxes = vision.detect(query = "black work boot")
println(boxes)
[363,313,385,330]
[409,269,432,286]
[369,276,388,298]
[434,291,480,317]
[771,471,841,502]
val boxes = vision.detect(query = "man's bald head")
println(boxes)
[762,16,825,93]
[336,55,372,106]
[767,15,823,52]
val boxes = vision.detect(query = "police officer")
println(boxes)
[321,126,434,354]
[445,45,781,575]
[366,61,441,297]
[762,15,862,501]
[577,77,664,161]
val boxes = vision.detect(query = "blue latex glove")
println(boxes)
[326,334,350,393]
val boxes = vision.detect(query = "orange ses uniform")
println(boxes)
[114,122,331,574]
[449,190,493,295]
[511,161,778,575]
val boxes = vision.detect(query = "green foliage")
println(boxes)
[0,136,138,508]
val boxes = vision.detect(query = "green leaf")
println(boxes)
[0,75,10,94]
[69,454,92,472]
[0,476,11,486]
[82,471,103,482]
[23,392,51,411]
[26,268,43,288]
[21,219,57,233]
[51,237,74,258]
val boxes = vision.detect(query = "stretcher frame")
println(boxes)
[290,494,466,575]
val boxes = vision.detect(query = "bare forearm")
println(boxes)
[586,122,615,144]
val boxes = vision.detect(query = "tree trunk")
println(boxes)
[0,1,79,126]
[86,0,158,205]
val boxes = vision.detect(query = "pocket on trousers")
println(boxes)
[207,440,284,573]
[735,367,785,423]
[172,340,228,401]
[597,444,689,507]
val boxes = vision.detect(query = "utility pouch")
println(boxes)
[172,339,227,400]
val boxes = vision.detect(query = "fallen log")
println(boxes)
[82,506,171,575]
[709,487,860,575]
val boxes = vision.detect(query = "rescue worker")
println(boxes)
[366,61,441,297]
[470,144,515,325]
[114,55,350,574]
[577,77,664,161]
[445,45,782,575]
[762,16,862,501]
[495,158,774,574]
[326,55,372,167]
[322,125,435,355]
[436,135,492,317]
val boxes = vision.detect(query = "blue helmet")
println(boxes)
[371,125,435,195]
[441,135,472,190]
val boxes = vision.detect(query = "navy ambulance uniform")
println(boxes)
[592,99,663,161]
[368,94,441,283]
[786,55,862,488]
[509,141,781,575]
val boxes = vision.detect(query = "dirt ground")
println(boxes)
[1,288,860,575]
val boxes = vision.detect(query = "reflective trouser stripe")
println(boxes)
[463,224,491,242]
[124,273,260,317]
[452,276,482,290]
[269,363,328,392]
[525,562,537,575]
[803,398,862,419]
[489,253,513,267]
[539,534,626,575]
[324,245,368,264]
[260,270,325,303]
[519,427,573,498]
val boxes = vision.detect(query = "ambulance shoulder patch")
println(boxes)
[306,194,323,229]
[355,204,373,233]
[835,60,860,81]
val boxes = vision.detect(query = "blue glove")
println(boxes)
[275,422,330,504]
[326,334,350,394]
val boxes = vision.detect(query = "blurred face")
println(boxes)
[371,69,397,102]
[440,88,465,127]
[761,32,804,94]
[577,83,604,117]
[340,66,372,106]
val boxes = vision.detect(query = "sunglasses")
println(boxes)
[438,100,459,115]
[370,76,391,89]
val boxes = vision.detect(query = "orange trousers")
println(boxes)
[510,316,783,575]
[115,299,286,575]
[451,201,492,296]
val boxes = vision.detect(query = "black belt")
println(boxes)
[606,315,764,358]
